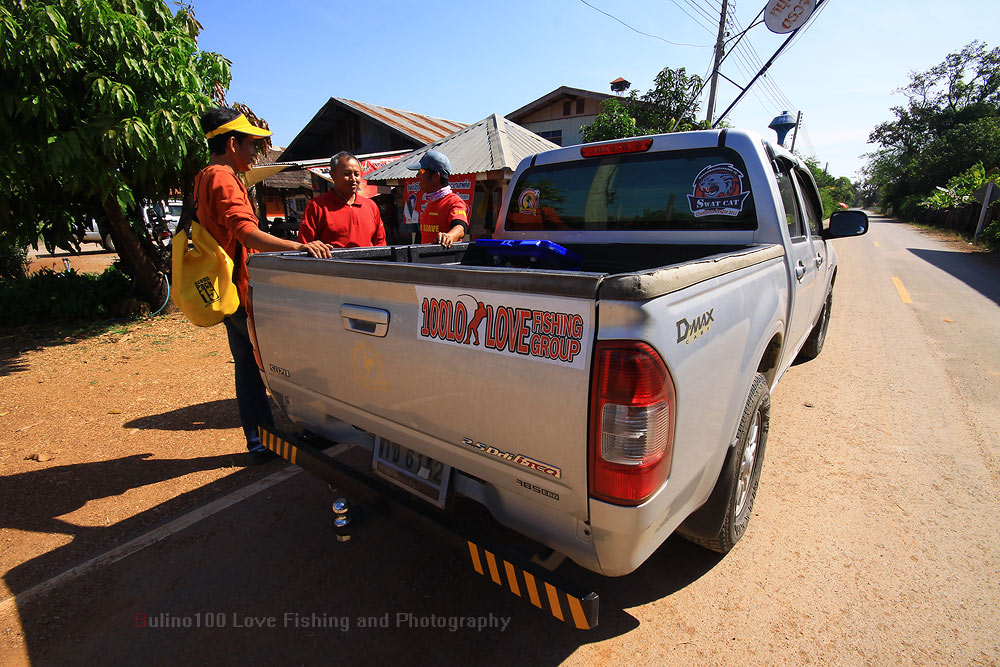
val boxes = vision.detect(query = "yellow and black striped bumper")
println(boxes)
[467,541,598,629]
[258,425,600,629]
[261,428,299,464]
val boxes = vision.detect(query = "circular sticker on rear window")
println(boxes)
[687,164,751,218]
[518,188,540,216]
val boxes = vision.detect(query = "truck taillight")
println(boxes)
[588,341,675,506]
[246,284,264,371]
[579,138,652,158]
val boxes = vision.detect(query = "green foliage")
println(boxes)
[864,41,1000,214]
[582,66,706,142]
[918,162,997,209]
[981,217,1000,248]
[0,0,230,273]
[581,98,638,143]
[804,158,856,218]
[0,231,30,279]
[0,264,133,326]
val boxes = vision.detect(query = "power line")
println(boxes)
[735,41,793,110]
[703,4,792,115]
[726,11,798,111]
[785,0,831,53]
[666,0,717,35]
[726,47,779,114]
[733,51,781,109]
[734,37,792,108]
[577,0,711,47]
[680,0,719,27]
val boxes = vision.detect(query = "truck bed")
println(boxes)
[249,241,782,300]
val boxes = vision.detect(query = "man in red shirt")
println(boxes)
[407,150,469,247]
[298,152,386,247]
[197,107,332,463]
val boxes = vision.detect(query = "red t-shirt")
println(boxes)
[194,164,260,307]
[419,191,469,244]
[298,191,386,247]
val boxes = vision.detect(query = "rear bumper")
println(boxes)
[258,425,599,629]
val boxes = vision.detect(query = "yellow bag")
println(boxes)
[171,220,240,327]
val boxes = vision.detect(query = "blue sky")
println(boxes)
[193,0,993,181]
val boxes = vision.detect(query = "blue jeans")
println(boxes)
[223,308,273,451]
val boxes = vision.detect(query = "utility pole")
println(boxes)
[789,110,802,151]
[705,0,730,126]
[713,0,828,128]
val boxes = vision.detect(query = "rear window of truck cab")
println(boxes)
[505,148,757,232]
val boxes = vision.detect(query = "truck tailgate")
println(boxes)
[248,253,603,521]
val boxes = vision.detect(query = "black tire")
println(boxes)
[101,234,116,253]
[797,290,832,361]
[682,372,770,553]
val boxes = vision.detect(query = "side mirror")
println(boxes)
[824,210,869,239]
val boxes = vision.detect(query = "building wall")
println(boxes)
[519,117,597,148]
[511,94,612,147]
[518,96,605,123]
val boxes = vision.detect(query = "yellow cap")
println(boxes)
[204,114,272,139]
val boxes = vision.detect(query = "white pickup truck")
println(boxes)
[246,129,868,629]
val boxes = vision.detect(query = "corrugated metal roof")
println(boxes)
[364,114,559,183]
[278,98,467,162]
[336,98,466,145]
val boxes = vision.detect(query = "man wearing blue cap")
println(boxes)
[407,150,469,247]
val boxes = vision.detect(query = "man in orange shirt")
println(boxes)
[407,150,469,247]
[298,152,386,247]
[197,107,332,463]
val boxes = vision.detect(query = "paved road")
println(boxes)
[3,215,999,665]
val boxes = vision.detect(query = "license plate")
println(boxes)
[371,437,451,507]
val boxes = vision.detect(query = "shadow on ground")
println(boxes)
[31,248,112,259]
[0,320,141,377]
[3,455,730,664]
[123,399,243,431]
[0,452,255,598]
[908,247,1000,307]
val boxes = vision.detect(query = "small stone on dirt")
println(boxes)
[25,452,53,462]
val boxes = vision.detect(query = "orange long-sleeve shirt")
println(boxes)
[194,164,261,306]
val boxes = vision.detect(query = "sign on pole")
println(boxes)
[973,180,998,241]
[764,0,815,34]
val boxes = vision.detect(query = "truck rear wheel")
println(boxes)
[680,372,770,553]
[797,291,832,361]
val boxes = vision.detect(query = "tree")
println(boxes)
[864,41,1000,216]
[0,0,234,307]
[581,98,638,143]
[803,158,856,218]
[581,66,706,142]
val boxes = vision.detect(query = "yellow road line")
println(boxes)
[892,277,913,304]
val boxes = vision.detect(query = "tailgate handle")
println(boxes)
[341,304,389,337]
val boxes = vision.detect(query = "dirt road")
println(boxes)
[2,217,998,664]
